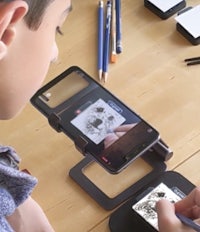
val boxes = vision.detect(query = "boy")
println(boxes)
[1,0,200,232]
[0,0,71,231]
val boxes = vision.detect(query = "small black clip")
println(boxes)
[151,139,173,161]
[74,136,88,155]
[48,113,62,132]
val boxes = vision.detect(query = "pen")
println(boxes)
[185,56,200,62]
[98,0,104,81]
[186,60,200,66]
[111,0,117,63]
[176,213,200,232]
[103,0,112,82]
[184,56,200,66]
[115,0,122,54]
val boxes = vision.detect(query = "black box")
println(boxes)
[144,0,186,19]
[176,6,200,45]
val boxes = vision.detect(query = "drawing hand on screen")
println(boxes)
[104,123,137,149]
[156,187,200,232]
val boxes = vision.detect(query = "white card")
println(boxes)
[147,0,183,12]
[175,5,200,39]
[132,183,181,230]
[71,99,126,144]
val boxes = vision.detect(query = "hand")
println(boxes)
[6,196,55,232]
[156,187,200,232]
[104,124,137,149]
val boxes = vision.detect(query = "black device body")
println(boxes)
[31,66,160,174]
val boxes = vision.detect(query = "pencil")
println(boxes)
[115,0,122,54]
[98,0,104,81]
[111,0,117,63]
[176,213,200,231]
[102,0,112,82]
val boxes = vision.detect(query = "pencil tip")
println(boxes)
[111,54,117,63]
[99,70,102,81]
[103,72,108,82]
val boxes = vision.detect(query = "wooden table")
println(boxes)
[1,0,200,231]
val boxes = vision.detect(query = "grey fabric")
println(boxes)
[0,146,37,231]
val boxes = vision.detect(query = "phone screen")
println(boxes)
[32,67,160,173]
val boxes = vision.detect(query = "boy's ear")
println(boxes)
[0,1,28,59]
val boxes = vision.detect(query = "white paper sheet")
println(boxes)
[147,0,183,12]
[132,183,181,230]
[175,5,200,38]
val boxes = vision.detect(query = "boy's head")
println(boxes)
[0,0,71,120]
[1,0,54,30]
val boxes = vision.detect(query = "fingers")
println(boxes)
[114,123,136,132]
[104,123,137,148]
[175,187,200,218]
[156,199,182,232]
[176,187,200,209]
[115,131,126,137]
[156,187,200,232]
[104,133,118,148]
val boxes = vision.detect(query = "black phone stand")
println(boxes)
[69,139,172,210]
[30,66,173,211]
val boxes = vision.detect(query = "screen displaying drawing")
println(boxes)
[71,99,126,144]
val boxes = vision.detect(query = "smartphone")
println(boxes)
[31,66,160,174]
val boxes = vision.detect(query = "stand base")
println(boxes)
[69,150,166,210]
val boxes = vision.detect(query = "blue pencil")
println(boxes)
[115,0,122,54]
[102,0,112,82]
[111,0,117,63]
[98,0,104,81]
[176,213,200,232]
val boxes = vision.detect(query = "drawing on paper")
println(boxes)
[132,183,181,230]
